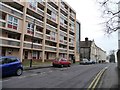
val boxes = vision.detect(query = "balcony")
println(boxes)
[0,2,23,18]
[23,41,42,50]
[69,42,74,47]
[46,24,57,32]
[0,19,6,28]
[61,5,68,14]
[60,40,67,45]
[47,3,58,12]
[69,50,74,54]
[60,23,68,29]
[69,27,74,32]
[46,34,57,42]
[0,37,20,48]
[45,45,57,52]
[61,14,68,21]
[70,13,75,19]
[38,0,45,6]
[35,31,43,39]
[48,0,58,6]
[37,8,44,16]
[47,14,57,23]
[59,48,67,53]
[26,15,44,27]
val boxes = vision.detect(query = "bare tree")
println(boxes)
[97,0,120,34]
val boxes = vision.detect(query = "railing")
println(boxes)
[38,0,45,6]
[61,14,68,21]
[59,48,67,52]
[46,34,51,40]
[46,24,57,32]
[48,0,58,6]
[0,37,20,47]
[35,31,43,38]
[37,8,44,16]
[47,14,57,23]
[60,30,67,36]
[69,42,74,46]
[0,19,6,28]
[69,50,74,54]
[0,2,23,18]
[47,3,58,12]
[24,41,42,49]
[61,5,68,14]
[46,34,57,41]
[26,15,44,27]
[45,45,57,51]
[64,40,67,44]
[69,27,74,32]
[70,13,75,19]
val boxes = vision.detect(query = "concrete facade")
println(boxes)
[76,20,80,61]
[0,0,77,62]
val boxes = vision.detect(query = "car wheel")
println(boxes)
[68,64,70,67]
[60,65,64,68]
[16,68,23,76]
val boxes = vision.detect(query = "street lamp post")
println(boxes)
[30,19,35,67]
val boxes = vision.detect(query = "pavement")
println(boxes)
[23,63,52,71]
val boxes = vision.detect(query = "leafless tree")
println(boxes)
[97,0,120,34]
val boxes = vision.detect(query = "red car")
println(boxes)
[52,58,71,68]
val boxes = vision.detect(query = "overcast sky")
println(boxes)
[65,0,118,54]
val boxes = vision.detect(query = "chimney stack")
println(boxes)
[85,37,88,42]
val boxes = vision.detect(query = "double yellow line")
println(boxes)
[87,67,108,90]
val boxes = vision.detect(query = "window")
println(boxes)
[7,15,18,30]
[51,12,56,21]
[27,23,34,34]
[60,34,64,42]
[1,57,17,64]
[29,0,37,10]
[60,17,64,25]
[50,32,56,40]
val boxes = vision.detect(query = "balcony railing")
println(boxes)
[35,31,43,39]
[61,14,68,21]
[61,5,68,14]
[46,24,57,32]
[69,27,74,32]
[48,0,58,6]
[0,37,20,47]
[47,14,57,23]
[59,48,67,53]
[45,45,57,52]
[24,41,42,50]
[69,50,74,54]
[70,13,75,19]
[60,23,67,29]
[46,34,57,42]
[47,3,58,12]
[38,0,45,6]
[69,42,74,46]
[26,15,44,27]
[37,8,44,16]
[0,2,23,18]
[0,19,6,28]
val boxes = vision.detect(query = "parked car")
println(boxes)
[90,60,96,64]
[0,56,23,77]
[52,58,71,68]
[80,58,90,65]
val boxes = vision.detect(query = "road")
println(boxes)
[2,63,118,88]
